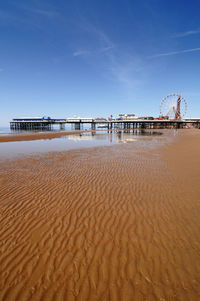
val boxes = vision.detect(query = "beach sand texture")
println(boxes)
[0,130,200,300]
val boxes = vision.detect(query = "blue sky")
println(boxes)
[0,0,200,125]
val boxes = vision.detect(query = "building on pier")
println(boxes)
[116,114,138,120]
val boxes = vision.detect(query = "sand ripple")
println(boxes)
[0,132,200,300]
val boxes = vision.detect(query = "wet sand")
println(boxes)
[0,130,86,143]
[0,130,200,300]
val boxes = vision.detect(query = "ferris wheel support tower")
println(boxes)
[175,97,181,120]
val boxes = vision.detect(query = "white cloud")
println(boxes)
[100,46,114,53]
[74,19,115,54]
[72,28,114,58]
[72,20,143,90]
[174,29,200,38]
[150,47,200,58]
[109,59,143,88]
[97,30,115,52]
[73,50,90,57]
[0,5,59,30]
[27,8,59,18]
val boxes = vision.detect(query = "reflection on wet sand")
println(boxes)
[0,130,162,160]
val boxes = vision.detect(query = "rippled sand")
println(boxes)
[0,130,200,300]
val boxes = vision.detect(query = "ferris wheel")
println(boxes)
[160,93,187,120]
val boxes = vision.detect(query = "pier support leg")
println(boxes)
[75,123,81,130]
[60,123,65,130]
[91,123,96,130]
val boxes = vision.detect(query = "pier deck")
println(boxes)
[10,119,200,130]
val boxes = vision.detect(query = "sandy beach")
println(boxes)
[0,130,200,300]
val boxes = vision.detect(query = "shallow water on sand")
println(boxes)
[0,130,166,160]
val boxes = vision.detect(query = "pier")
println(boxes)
[10,118,200,131]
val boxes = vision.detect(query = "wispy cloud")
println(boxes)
[174,29,200,38]
[73,19,115,58]
[0,9,19,24]
[25,8,59,18]
[73,50,91,57]
[72,19,143,90]
[73,45,114,57]
[108,55,143,88]
[0,4,59,30]
[100,46,114,52]
[97,30,115,52]
[150,47,200,58]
